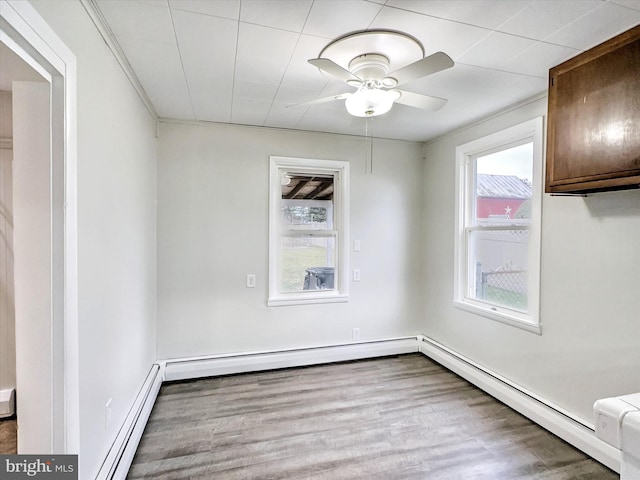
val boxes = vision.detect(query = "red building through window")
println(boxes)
[476,174,532,219]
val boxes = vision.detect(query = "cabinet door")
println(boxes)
[546,25,640,193]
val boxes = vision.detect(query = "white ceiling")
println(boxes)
[93,0,640,142]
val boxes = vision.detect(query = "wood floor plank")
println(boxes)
[0,418,17,454]
[127,354,618,479]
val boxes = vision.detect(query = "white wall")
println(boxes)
[422,96,640,425]
[29,1,157,476]
[12,80,54,452]
[157,122,424,359]
[0,91,15,400]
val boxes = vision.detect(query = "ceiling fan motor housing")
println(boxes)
[348,53,390,81]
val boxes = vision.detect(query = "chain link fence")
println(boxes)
[476,262,528,310]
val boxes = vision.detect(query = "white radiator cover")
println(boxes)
[0,388,15,417]
[96,365,163,480]
[594,393,640,479]
[162,337,420,381]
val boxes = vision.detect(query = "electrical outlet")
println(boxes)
[246,274,256,288]
[352,328,360,340]
[105,398,112,430]
[353,269,361,282]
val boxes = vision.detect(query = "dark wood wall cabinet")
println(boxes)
[546,25,640,194]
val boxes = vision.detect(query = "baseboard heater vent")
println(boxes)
[96,363,163,480]
[418,335,621,473]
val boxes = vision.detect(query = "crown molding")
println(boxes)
[81,0,157,121]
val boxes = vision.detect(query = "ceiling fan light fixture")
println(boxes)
[345,87,400,117]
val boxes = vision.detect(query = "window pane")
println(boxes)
[281,201,333,231]
[281,236,335,292]
[468,229,529,312]
[281,173,333,230]
[476,143,533,224]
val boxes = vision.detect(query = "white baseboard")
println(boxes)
[418,335,621,473]
[0,388,15,418]
[162,337,420,382]
[96,363,164,480]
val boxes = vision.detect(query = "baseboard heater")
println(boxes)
[96,364,163,480]
[100,334,621,477]
[163,337,420,382]
[0,388,15,418]
[98,337,418,478]
[417,335,621,473]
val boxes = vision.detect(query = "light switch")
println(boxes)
[354,240,361,252]
[353,269,361,282]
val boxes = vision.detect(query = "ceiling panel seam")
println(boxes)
[167,4,196,120]
[228,11,242,124]
[263,1,315,125]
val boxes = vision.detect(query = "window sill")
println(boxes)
[268,292,349,307]
[453,299,541,335]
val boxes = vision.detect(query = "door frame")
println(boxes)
[0,0,79,453]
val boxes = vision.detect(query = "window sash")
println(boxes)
[279,233,338,293]
[453,117,543,334]
[269,156,349,307]
[465,225,529,232]
[281,230,338,237]
[463,205,534,320]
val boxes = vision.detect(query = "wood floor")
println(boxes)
[128,354,617,479]
[0,418,17,454]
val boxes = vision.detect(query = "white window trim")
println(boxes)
[453,117,544,334]
[268,156,349,307]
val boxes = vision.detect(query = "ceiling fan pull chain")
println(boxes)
[364,117,374,175]
[370,122,374,175]
[365,117,370,174]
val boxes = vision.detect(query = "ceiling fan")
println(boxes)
[291,30,454,118]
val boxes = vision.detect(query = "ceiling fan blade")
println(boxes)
[287,93,352,108]
[309,58,362,84]
[393,90,448,111]
[385,52,454,86]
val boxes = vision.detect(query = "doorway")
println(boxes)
[0,38,52,454]
[0,85,17,454]
[0,0,79,454]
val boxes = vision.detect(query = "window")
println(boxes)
[268,156,349,306]
[454,118,543,333]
